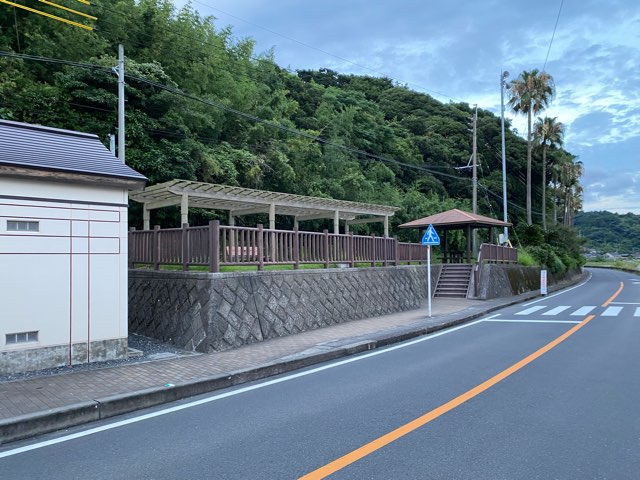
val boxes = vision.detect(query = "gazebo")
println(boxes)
[130,179,400,237]
[399,209,511,263]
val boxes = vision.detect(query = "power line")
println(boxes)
[0,0,95,30]
[0,50,111,72]
[0,50,470,186]
[127,71,470,182]
[543,0,564,71]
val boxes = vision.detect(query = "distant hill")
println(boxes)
[574,211,640,254]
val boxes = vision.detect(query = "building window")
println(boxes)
[7,220,39,232]
[6,331,39,345]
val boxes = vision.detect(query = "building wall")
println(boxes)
[129,265,441,353]
[0,177,129,374]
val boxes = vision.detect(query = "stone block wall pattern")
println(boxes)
[475,264,583,300]
[129,265,441,353]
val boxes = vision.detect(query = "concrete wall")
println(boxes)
[129,265,442,353]
[474,264,583,300]
[0,177,130,374]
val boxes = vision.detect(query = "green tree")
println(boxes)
[534,116,564,230]
[508,69,554,225]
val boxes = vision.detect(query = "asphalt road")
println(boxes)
[1,267,639,479]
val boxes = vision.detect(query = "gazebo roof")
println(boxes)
[129,179,399,221]
[399,209,511,229]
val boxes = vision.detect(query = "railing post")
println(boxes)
[293,226,300,270]
[371,233,376,267]
[348,231,354,267]
[152,224,160,270]
[383,237,388,267]
[181,223,189,271]
[128,226,135,268]
[323,229,329,269]
[394,237,399,266]
[258,224,264,271]
[208,220,220,273]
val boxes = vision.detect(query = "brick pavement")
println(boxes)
[0,298,482,421]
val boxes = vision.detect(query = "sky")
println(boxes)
[175,0,640,214]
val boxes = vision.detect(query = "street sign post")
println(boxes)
[541,269,548,295]
[421,224,440,317]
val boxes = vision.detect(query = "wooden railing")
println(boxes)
[474,242,519,296]
[128,221,430,272]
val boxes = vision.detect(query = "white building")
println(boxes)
[0,120,146,374]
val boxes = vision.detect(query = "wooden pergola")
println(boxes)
[399,209,511,263]
[130,179,400,237]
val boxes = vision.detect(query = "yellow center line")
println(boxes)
[602,281,624,307]
[300,283,626,479]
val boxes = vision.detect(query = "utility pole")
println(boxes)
[500,71,509,244]
[472,105,477,215]
[472,105,478,254]
[117,44,125,164]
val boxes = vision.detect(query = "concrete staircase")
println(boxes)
[434,264,473,298]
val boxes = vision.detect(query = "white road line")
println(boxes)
[0,317,494,459]
[571,306,596,316]
[516,306,546,316]
[542,306,571,316]
[635,308,640,317]
[610,302,640,305]
[522,273,592,306]
[602,306,623,317]
[483,319,581,324]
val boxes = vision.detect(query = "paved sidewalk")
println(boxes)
[0,282,580,445]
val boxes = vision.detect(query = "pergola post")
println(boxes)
[293,217,299,230]
[143,205,150,230]
[466,225,472,263]
[269,203,276,230]
[229,211,236,249]
[334,210,340,235]
[345,221,350,235]
[180,193,189,226]
[269,203,276,262]
[384,215,389,238]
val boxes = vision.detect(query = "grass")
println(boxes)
[517,249,536,267]
[584,258,640,271]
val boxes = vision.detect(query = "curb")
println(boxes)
[0,272,588,445]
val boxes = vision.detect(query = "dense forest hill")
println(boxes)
[0,0,579,242]
[575,211,640,254]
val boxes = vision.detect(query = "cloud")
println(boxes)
[174,0,640,213]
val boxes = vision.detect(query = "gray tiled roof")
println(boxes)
[0,120,146,182]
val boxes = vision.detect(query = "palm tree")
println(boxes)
[550,151,574,225]
[508,69,554,225]
[560,158,583,227]
[534,116,564,230]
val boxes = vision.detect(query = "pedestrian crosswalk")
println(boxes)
[512,304,640,317]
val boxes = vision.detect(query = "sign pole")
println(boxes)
[427,245,432,317]
[421,224,440,318]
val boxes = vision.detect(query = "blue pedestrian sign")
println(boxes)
[421,224,440,246]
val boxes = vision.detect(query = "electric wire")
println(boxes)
[0,51,471,187]
[543,0,564,71]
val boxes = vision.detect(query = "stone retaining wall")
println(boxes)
[475,264,583,299]
[129,265,441,353]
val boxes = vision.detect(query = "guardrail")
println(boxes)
[129,221,430,272]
